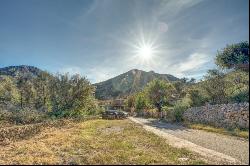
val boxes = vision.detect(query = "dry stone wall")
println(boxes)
[183,102,249,129]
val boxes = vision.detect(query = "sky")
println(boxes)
[0,0,249,83]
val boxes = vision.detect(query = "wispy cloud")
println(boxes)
[86,67,119,83]
[178,53,210,72]
[59,66,83,75]
[154,0,203,19]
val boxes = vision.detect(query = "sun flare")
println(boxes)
[137,45,153,60]
[134,43,156,62]
[125,29,161,65]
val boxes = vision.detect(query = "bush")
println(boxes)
[162,106,175,122]
[135,92,148,112]
[230,90,249,103]
[0,109,48,125]
[186,89,207,107]
[172,99,190,122]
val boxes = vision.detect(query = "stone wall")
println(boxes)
[183,102,249,129]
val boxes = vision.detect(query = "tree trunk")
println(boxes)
[157,106,162,119]
[20,92,23,108]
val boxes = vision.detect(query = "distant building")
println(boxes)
[111,99,125,110]
[98,98,125,110]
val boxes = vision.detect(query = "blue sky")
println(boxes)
[0,0,249,83]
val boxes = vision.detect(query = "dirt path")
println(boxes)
[129,117,249,165]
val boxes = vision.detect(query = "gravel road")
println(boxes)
[130,117,249,164]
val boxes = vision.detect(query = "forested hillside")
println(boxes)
[0,65,43,78]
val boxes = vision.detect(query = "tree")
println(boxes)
[145,79,175,118]
[16,75,36,108]
[0,76,20,105]
[125,95,135,109]
[202,69,228,104]
[185,88,207,107]
[172,81,187,100]
[215,41,249,71]
[69,74,96,116]
[135,92,148,111]
[188,78,196,84]
[180,77,188,83]
[48,73,97,118]
[33,71,52,111]
[225,70,249,103]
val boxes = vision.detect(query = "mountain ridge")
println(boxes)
[0,66,180,100]
[94,69,180,100]
[0,65,44,78]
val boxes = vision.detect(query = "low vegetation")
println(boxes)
[0,119,206,165]
[0,70,104,125]
[183,122,249,139]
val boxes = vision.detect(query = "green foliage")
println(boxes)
[162,99,191,122]
[17,76,37,108]
[185,88,207,107]
[94,69,179,100]
[172,81,187,100]
[198,69,249,104]
[125,95,136,109]
[0,70,99,123]
[144,79,176,112]
[33,72,52,111]
[215,41,249,71]
[135,92,148,111]
[224,70,249,103]
[230,91,249,103]
[201,69,228,104]
[181,69,249,106]
[172,99,191,122]
[0,76,20,105]
[47,73,97,118]
[0,109,48,125]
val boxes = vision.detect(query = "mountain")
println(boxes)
[94,69,180,100]
[0,65,44,78]
[0,66,180,100]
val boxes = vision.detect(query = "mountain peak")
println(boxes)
[94,69,179,100]
[0,65,44,78]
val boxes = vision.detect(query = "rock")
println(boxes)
[183,102,249,129]
[178,157,189,162]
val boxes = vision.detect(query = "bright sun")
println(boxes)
[127,31,160,64]
[138,45,153,60]
[136,44,154,61]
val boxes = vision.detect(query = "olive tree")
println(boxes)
[215,41,249,71]
[144,79,176,118]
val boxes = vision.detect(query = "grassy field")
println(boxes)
[0,119,206,165]
[183,122,249,139]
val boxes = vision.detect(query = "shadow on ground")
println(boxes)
[134,117,190,132]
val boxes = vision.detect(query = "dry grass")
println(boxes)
[184,122,249,139]
[0,119,206,165]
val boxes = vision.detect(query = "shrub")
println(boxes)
[0,109,48,125]
[162,106,175,122]
[172,99,190,122]
[230,90,249,103]
[135,92,148,111]
[186,88,207,107]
